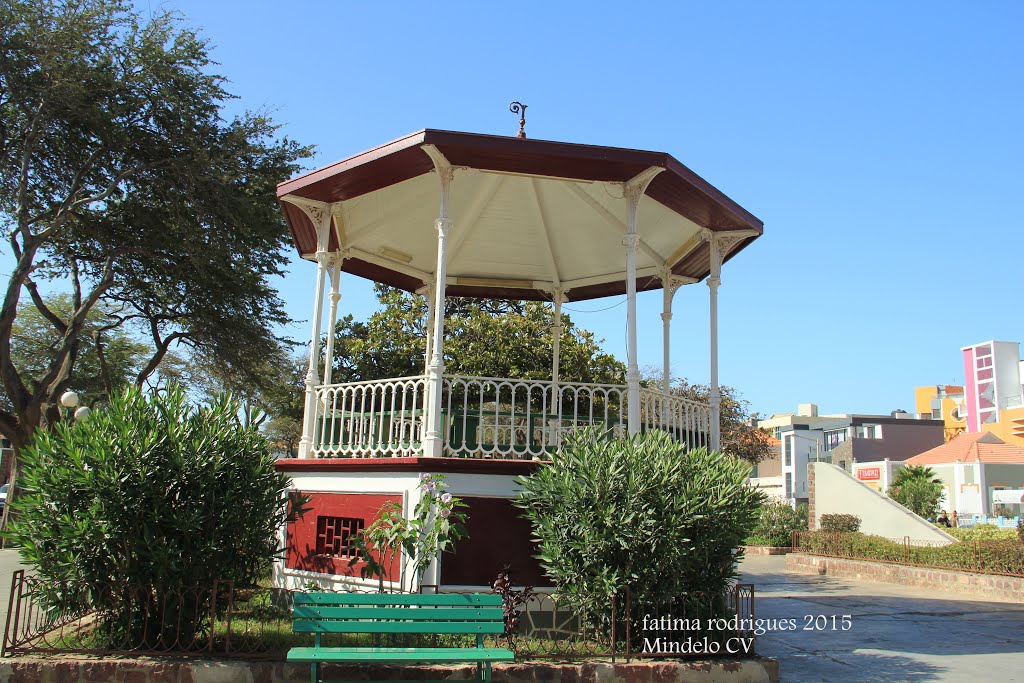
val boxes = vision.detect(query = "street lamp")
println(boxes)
[59,391,90,420]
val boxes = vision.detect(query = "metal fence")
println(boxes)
[793,531,1024,578]
[2,571,289,658]
[3,572,755,661]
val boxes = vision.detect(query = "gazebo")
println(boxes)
[273,126,762,591]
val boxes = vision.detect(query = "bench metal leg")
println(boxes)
[476,662,482,681]
[485,661,492,683]
[311,661,319,683]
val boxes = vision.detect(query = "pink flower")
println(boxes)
[441,492,453,504]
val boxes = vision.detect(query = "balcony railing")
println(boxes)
[309,375,712,460]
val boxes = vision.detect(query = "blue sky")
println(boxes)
[13,2,1024,417]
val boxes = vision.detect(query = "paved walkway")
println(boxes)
[0,549,25,639]
[739,554,1024,682]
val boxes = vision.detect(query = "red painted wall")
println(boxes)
[286,492,401,579]
[440,496,548,588]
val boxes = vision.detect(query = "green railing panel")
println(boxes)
[293,592,502,607]
[292,606,505,621]
[293,620,505,634]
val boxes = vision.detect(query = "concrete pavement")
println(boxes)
[739,554,1024,682]
[0,550,25,645]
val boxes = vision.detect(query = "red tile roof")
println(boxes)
[906,432,1024,465]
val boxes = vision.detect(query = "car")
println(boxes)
[0,483,9,511]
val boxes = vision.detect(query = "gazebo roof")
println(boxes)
[277,129,763,301]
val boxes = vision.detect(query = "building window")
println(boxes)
[784,473,792,499]
[784,437,793,466]
[824,429,846,451]
[315,516,365,559]
[931,408,942,419]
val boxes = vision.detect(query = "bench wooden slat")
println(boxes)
[294,620,506,634]
[287,646,515,663]
[293,606,506,621]
[293,593,502,607]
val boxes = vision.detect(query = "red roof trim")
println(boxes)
[275,457,543,476]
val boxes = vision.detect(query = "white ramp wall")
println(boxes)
[810,462,956,545]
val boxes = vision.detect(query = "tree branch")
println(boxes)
[136,328,188,387]
[92,330,114,398]
[24,277,68,335]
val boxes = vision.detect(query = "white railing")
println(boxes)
[638,387,712,451]
[308,375,712,459]
[441,375,627,459]
[312,376,427,457]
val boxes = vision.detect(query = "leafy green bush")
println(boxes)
[748,500,804,547]
[515,429,763,613]
[1019,518,1024,544]
[820,514,861,533]
[6,386,292,643]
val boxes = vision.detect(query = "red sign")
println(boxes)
[858,467,881,481]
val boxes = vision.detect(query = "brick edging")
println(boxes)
[0,657,780,683]
[786,552,1024,602]
[743,546,793,555]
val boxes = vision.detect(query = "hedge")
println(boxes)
[796,531,1024,576]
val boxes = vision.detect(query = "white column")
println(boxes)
[423,283,436,375]
[423,168,453,457]
[420,283,436,444]
[321,256,342,387]
[706,232,722,452]
[298,249,330,458]
[551,293,564,386]
[624,193,642,436]
[660,274,673,396]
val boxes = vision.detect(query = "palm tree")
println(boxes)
[891,465,942,488]
[888,465,945,519]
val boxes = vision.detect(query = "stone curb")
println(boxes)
[0,658,779,683]
[742,546,793,556]
[787,552,1024,602]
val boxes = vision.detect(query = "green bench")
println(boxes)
[287,592,515,683]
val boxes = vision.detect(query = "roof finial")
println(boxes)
[509,101,527,139]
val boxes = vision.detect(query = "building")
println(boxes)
[905,431,1024,517]
[961,340,1024,444]
[914,384,966,441]
[758,405,944,506]
[747,435,783,498]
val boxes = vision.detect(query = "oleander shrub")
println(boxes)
[748,500,804,547]
[515,428,763,614]
[1018,517,1024,544]
[820,513,861,533]
[6,386,294,646]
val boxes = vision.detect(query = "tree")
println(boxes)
[888,465,944,519]
[648,377,773,464]
[330,285,626,385]
[3,293,148,408]
[0,0,311,454]
[264,415,301,457]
